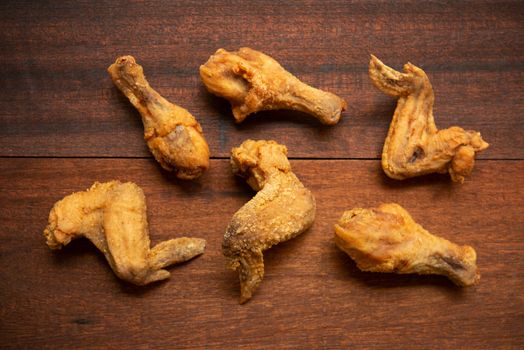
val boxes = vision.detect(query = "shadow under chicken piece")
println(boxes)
[44,181,206,285]
[200,47,347,125]
[223,140,316,303]
[334,203,479,286]
[369,55,489,183]
[108,56,210,180]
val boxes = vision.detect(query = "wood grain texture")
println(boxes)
[1,1,523,349]
[0,0,523,158]
[0,159,523,349]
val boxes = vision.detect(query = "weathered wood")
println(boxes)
[0,0,522,158]
[0,159,522,349]
[1,1,523,348]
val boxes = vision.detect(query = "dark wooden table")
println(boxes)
[1,1,523,349]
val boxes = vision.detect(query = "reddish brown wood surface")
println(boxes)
[1,1,523,349]
[0,159,523,349]
[0,0,523,158]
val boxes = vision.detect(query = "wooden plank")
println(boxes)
[0,1,522,158]
[0,158,522,349]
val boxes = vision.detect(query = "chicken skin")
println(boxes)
[223,140,316,303]
[44,181,206,285]
[369,55,489,183]
[108,56,210,180]
[334,203,479,286]
[200,48,346,125]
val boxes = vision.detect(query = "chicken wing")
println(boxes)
[44,181,205,285]
[369,55,489,183]
[108,56,210,180]
[223,140,316,303]
[334,203,479,286]
[200,48,346,125]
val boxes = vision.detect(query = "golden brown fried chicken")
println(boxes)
[200,48,347,125]
[223,140,316,303]
[108,56,210,180]
[334,203,479,286]
[44,181,205,285]
[369,55,489,183]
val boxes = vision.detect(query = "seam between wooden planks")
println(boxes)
[0,156,522,161]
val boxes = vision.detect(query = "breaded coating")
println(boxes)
[223,140,316,303]
[335,203,479,286]
[44,181,205,285]
[200,48,346,125]
[108,56,210,180]
[369,55,489,183]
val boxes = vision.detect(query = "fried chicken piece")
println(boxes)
[44,181,205,285]
[108,56,210,180]
[223,140,316,303]
[200,48,347,125]
[369,55,489,183]
[334,203,479,286]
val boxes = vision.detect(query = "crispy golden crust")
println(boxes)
[334,203,479,286]
[223,140,316,303]
[44,181,205,285]
[108,56,210,180]
[369,55,489,183]
[200,48,346,125]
